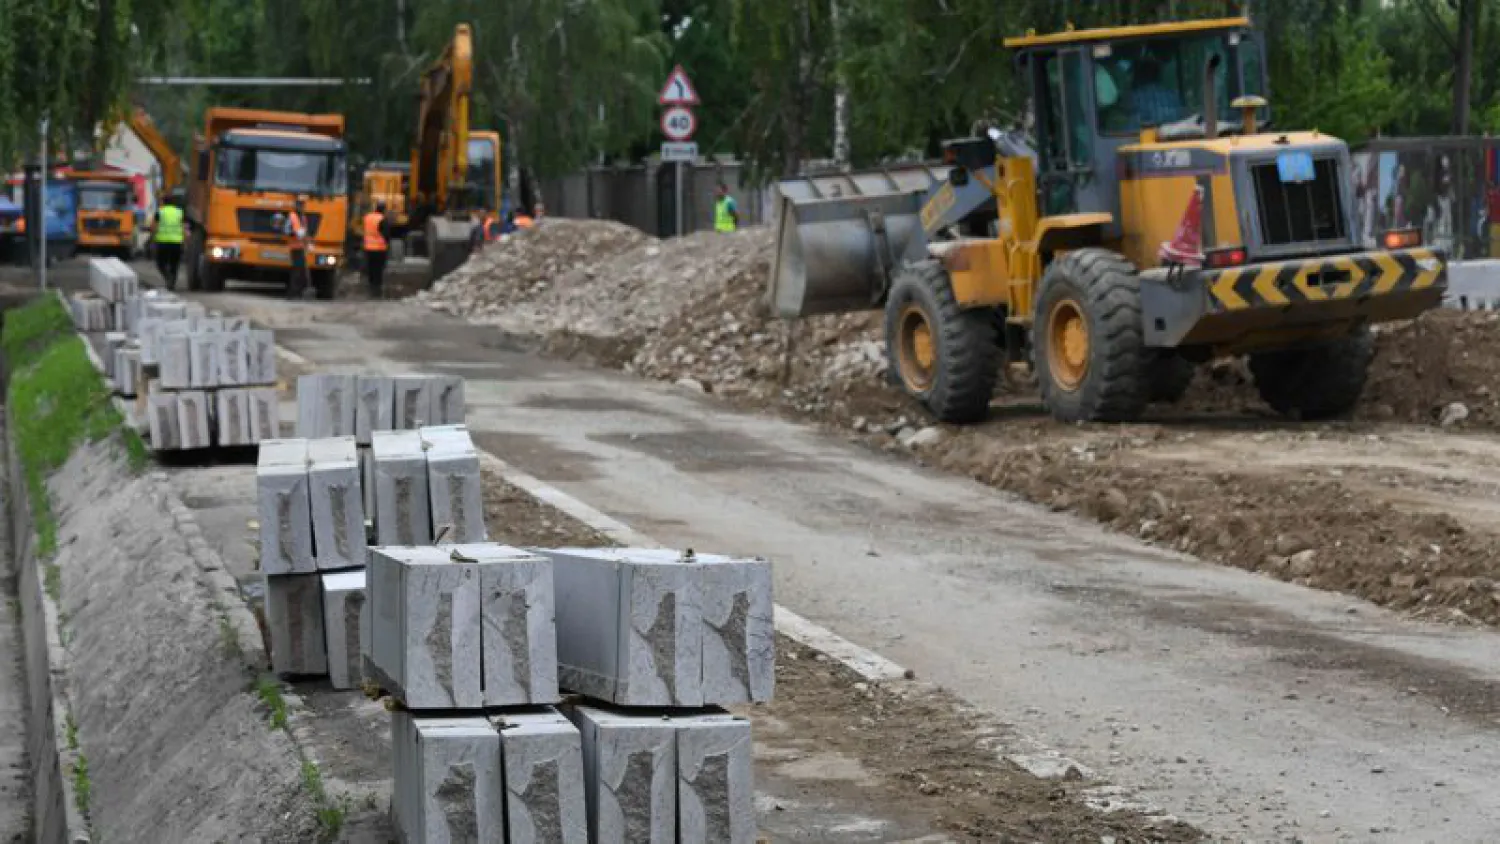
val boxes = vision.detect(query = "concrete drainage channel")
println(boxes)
[5,258,1204,843]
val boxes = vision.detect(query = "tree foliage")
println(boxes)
[3,0,1500,184]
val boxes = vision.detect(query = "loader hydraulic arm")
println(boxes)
[127,107,185,195]
[410,23,474,220]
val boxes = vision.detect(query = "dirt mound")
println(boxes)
[1361,310,1500,429]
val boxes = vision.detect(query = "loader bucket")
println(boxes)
[769,165,951,319]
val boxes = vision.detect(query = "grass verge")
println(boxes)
[71,753,90,820]
[3,296,147,558]
[255,676,288,730]
[300,759,346,842]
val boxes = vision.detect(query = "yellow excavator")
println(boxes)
[392,23,504,283]
[771,16,1446,424]
[126,107,186,198]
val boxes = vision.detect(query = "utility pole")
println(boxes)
[39,116,49,292]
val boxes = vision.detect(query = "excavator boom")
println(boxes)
[126,107,185,196]
[410,23,473,218]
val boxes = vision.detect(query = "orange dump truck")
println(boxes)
[184,107,349,298]
[73,170,137,259]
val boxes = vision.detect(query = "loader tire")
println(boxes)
[1248,327,1374,420]
[883,260,998,424]
[1146,352,1195,404]
[1034,248,1149,423]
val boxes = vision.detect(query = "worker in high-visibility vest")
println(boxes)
[284,196,313,298]
[714,183,738,233]
[152,191,186,290]
[363,201,390,298]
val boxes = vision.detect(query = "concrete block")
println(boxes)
[89,257,138,301]
[257,439,315,575]
[542,548,703,706]
[392,375,433,429]
[147,391,180,450]
[246,388,280,443]
[194,315,225,334]
[675,711,755,844]
[265,572,328,676]
[322,569,367,691]
[697,555,776,705]
[102,332,127,378]
[422,425,486,543]
[495,709,588,844]
[189,331,220,388]
[371,430,431,546]
[215,389,250,447]
[429,375,466,425]
[177,390,212,450]
[366,546,483,709]
[297,374,357,438]
[183,301,207,321]
[444,543,559,707]
[308,437,366,570]
[70,296,113,331]
[247,330,277,385]
[115,347,139,396]
[359,446,376,524]
[136,317,160,364]
[217,330,251,386]
[355,375,394,445]
[142,300,186,321]
[158,331,191,389]
[566,705,676,843]
[392,713,504,844]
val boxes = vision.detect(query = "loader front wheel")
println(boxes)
[1248,328,1374,420]
[883,261,998,424]
[1034,248,1149,423]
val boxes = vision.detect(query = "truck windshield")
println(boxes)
[215,146,347,197]
[466,139,498,210]
[77,182,132,211]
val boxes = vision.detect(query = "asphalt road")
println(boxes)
[189,292,1500,842]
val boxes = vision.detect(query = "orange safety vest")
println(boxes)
[363,211,388,252]
[482,215,500,242]
[514,214,535,229]
[288,211,309,244]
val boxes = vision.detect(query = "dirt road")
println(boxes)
[186,291,1500,842]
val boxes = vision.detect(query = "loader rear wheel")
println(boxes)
[1034,248,1148,423]
[1248,327,1374,420]
[883,260,998,424]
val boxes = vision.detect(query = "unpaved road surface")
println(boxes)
[182,291,1500,842]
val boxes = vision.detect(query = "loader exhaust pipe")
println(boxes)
[1203,53,1222,140]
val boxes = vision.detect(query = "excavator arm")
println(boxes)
[410,23,473,220]
[126,107,185,196]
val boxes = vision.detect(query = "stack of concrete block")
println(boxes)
[258,436,371,678]
[373,543,588,843]
[540,548,775,706]
[67,258,140,333]
[368,425,485,549]
[423,425,485,544]
[143,319,279,451]
[68,295,115,332]
[564,705,755,844]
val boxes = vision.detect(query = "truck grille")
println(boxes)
[83,217,121,232]
[236,209,322,237]
[1251,157,1347,248]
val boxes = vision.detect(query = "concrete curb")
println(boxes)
[7,422,92,843]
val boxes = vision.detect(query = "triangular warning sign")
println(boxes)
[658,65,700,106]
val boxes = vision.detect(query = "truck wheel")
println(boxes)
[883,260,998,424]
[1248,327,1374,420]
[1146,352,1196,404]
[1033,248,1149,423]
[313,270,337,301]
[201,258,225,292]
[186,237,203,291]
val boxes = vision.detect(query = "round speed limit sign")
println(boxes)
[660,106,697,142]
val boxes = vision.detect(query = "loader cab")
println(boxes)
[1011,18,1269,227]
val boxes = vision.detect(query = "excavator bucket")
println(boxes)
[769,165,950,319]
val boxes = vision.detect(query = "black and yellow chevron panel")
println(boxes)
[1206,248,1445,312]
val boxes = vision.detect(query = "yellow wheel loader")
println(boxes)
[769,16,1447,424]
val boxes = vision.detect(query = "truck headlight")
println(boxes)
[318,254,338,267]
[209,245,239,260]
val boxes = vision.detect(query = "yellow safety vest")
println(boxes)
[156,205,184,244]
[714,196,736,233]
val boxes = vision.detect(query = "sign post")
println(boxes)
[658,65,700,237]
[39,116,48,291]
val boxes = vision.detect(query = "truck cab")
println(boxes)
[72,170,137,259]
[186,108,349,298]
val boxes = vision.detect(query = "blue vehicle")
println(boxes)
[39,177,79,259]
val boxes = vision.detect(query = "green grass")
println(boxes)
[300,759,346,842]
[43,563,61,604]
[255,676,288,730]
[3,296,146,558]
[65,713,78,750]
[71,752,90,819]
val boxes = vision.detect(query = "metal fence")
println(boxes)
[535,159,771,237]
